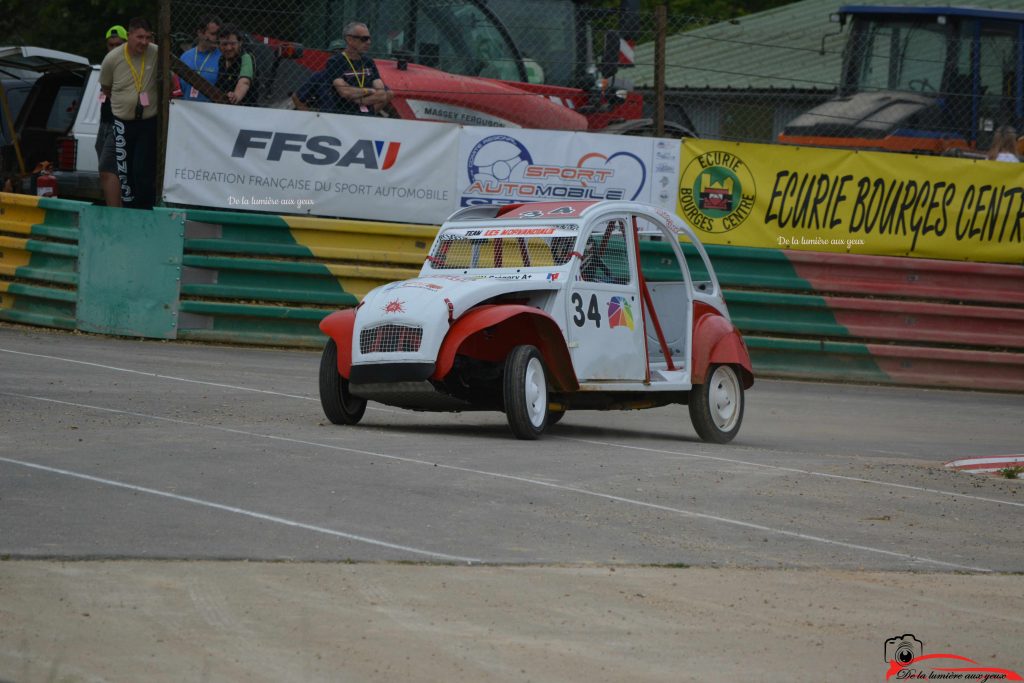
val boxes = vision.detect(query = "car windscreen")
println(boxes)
[427,226,579,270]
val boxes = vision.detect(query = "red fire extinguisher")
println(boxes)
[34,161,57,198]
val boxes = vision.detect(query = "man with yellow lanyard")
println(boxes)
[326,21,393,116]
[99,17,159,209]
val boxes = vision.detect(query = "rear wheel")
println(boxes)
[319,338,366,425]
[547,409,565,426]
[688,364,743,443]
[503,345,548,440]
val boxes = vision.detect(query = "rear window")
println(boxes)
[45,85,82,131]
[428,226,579,270]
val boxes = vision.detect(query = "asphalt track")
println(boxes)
[2,323,1021,570]
[1,323,1023,681]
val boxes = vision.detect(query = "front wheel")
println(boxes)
[688,364,744,443]
[319,338,367,425]
[503,345,549,440]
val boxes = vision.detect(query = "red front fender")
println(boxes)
[691,303,754,388]
[433,305,578,392]
[320,309,356,378]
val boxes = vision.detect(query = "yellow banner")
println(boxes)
[675,139,1024,263]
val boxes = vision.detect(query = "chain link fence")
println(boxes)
[168,0,1022,154]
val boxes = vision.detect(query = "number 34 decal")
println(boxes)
[571,293,603,328]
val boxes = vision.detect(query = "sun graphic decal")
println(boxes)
[382,299,405,314]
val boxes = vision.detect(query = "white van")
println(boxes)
[0,46,101,200]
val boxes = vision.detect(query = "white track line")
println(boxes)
[0,347,401,413]
[556,437,1024,510]
[0,347,316,400]
[0,391,993,572]
[0,455,479,564]
[3,346,1018,510]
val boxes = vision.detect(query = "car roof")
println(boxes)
[0,46,91,76]
[446,201,607,223]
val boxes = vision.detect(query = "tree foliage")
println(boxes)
[0,0,159,62]
[0,0,794,64]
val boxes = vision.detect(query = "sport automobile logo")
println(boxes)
[462,134,646,206]
[882,634,1022,681]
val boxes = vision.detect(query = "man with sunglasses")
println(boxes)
[326,22,392,115]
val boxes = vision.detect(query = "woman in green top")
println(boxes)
[215,25,255,105]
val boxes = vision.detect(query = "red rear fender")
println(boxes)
[691,303,754,388]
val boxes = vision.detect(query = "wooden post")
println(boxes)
[156,0,171,206]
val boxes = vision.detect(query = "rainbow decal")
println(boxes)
[607,296,634,330]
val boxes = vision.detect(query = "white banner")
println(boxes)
[456,128,679,214]
[163,101,675,223]
[163,100,461,224]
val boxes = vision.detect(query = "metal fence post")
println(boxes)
[655,4,666,137]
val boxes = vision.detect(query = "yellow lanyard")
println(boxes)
[342,52,365,88]
[196,48,214,75]
[123,44,146,93]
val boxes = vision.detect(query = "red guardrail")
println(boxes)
[786,251,1024,305]
[825,296,1024,348]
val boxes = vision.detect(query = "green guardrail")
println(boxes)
[3,195,1021,391]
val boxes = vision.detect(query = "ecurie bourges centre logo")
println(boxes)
[677,149,756,235]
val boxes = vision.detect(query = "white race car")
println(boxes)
[319,200,753,441]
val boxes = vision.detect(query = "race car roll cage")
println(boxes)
[428,204,681,379]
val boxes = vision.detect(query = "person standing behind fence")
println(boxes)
[179,15,221,101]
[292,39,346,112]
[215,26,255,105]
[97,25,126,207]
[987,125,1021,162]
[100,17,159,209]
[328,22,392,115]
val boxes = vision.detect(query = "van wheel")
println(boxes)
[688,364,743,443]
[319,338,366,425]
[503,345,548,440]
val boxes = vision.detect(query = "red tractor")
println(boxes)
[178,0,692,136]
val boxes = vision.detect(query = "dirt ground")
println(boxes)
[2,561,1022,682]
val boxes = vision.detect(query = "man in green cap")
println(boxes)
[97,24,127,206]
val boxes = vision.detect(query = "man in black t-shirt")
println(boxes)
[325,21,392,116]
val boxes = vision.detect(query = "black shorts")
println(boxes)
[95,122,117,174]
[113,116,158,209]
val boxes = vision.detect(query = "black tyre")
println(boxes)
[547,409,565,426]
[688,364,744,444]
[319,338,366,425]
[503,345,549,440]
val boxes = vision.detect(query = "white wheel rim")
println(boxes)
[708,366,741,432]
[524,357,547,428]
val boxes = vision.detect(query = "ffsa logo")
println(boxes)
[231,130,400,169]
